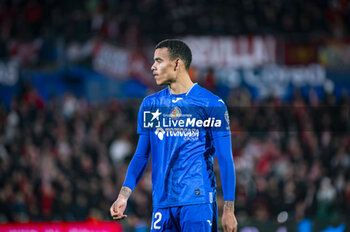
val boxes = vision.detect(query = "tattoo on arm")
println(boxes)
[224,201,234,211]
[119,186,132,199]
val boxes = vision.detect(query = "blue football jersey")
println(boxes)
[137,84,230,208]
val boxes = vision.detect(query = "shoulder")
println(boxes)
[192,84,226,107]
[141,87,168,106]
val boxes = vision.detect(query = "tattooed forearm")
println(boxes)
[118,186,132,199]
[224,201,235,211]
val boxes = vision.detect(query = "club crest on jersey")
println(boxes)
[170,107,182,119]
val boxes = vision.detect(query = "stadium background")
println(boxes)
[0,0,349,231]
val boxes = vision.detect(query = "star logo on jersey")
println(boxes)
[151,109,162,121]
[143,109,162,128]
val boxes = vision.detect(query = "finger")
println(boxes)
[111,205,122,215]
[233,222,237,232]
[111,212,122,217]
[223,225,228,232]
[112,215,127,220]
[113,203,119,212]
[223,225,233,232]
[110,206,120,215]
[110,208,115,216]
[112,212,126,218]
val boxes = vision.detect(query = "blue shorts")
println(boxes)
[150,202,218,232]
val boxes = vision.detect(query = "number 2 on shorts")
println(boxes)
[153,212,162,229]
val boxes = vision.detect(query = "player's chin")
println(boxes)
[155,78,166,86]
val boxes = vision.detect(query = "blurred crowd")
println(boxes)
[0,0,350,58]
[0,0,350,231]
[226,87,350,224]
[0,82,146,224]
[0,81,349,229]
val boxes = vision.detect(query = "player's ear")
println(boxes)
[174,59,178,71]
[174,59,181,71]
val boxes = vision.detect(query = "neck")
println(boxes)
[168,73,194,95]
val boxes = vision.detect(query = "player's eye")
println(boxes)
[154,58,162,63]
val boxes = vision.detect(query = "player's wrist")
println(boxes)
[118,186,132,200]
[223,201,235,212]
[117,195,128,202]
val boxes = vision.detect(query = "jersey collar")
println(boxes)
[168,83,198,97]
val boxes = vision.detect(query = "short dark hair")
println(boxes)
[155,39,192,71]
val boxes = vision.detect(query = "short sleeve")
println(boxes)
[209,98,231,137]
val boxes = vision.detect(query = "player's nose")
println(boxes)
[151,63,156,71]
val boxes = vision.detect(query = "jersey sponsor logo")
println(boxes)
[151,109,162,121]
[163,117,221,128]
[154,127,199,141]
[143,107,228,140]
[143,109,162,128]
[155,127,165,140]
[164,128,199,140]
[144,108,222,129]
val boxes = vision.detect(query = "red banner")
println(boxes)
[0,221,123,232]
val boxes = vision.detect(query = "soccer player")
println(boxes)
[110,39,237,232]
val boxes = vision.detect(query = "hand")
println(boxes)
[222,201,238,232]
[110,196,128,220]
[110,186,132,220]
